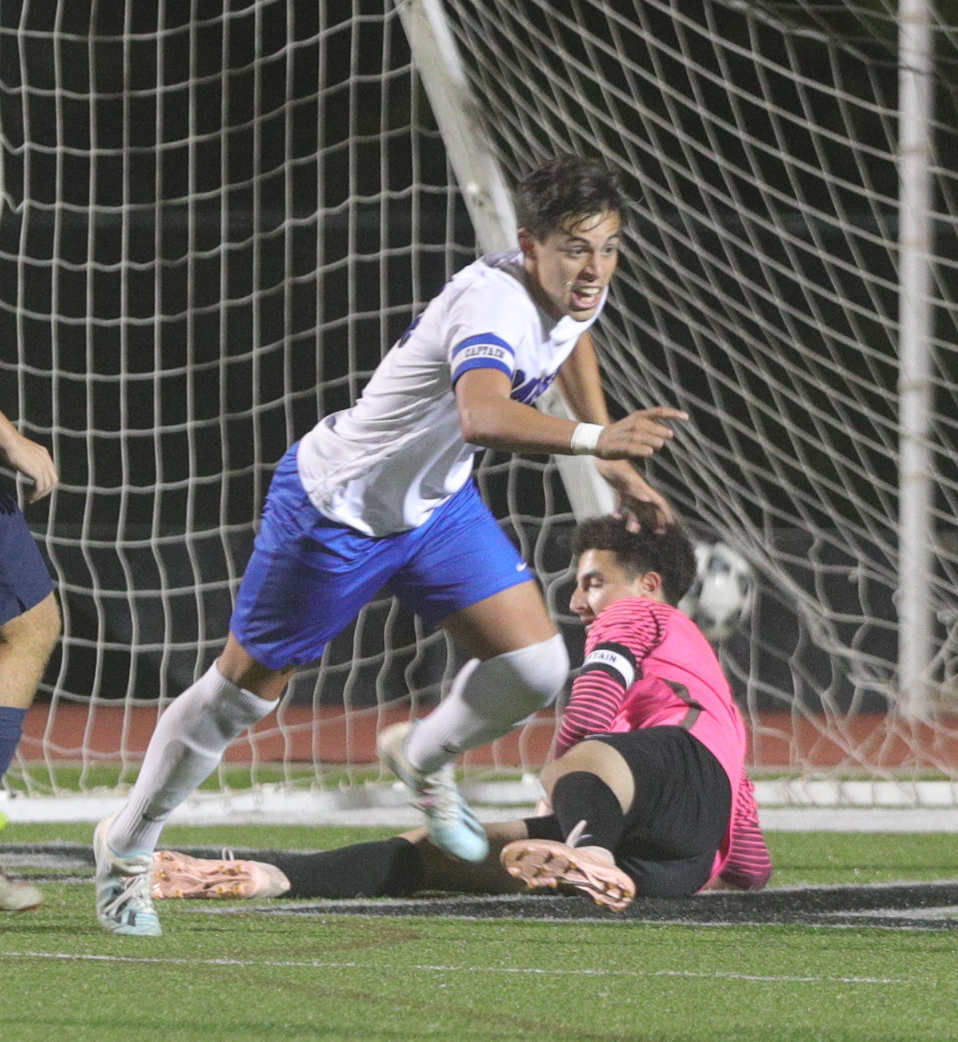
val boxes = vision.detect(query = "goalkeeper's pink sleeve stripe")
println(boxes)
[555,670,623,756]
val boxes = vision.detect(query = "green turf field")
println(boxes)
[2,824,957,1042]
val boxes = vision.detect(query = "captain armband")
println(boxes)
[580,642,637,688]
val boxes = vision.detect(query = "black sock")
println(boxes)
[265,837,425,899]
[551,771,625,851]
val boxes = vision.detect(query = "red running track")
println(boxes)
[18,701,958,771]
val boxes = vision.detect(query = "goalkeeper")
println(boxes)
[153,511,771,910]
[94,154,689,936]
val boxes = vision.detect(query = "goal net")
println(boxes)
[435,0,958,807]
[1,0,955,817]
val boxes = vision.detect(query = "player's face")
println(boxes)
[519,211,621,320]
[570,548,663,627]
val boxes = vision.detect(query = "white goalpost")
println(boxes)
[1,0,956,824]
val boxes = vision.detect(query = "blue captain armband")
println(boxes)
[450,333,516,385]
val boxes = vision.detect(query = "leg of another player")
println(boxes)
[539,738,634,848]
[500,741,638,910]
[403,581,568,772]
[155,819,536,901]
[0,592,60,912]
[264,822,536,899]
[411,819,532,894]
[0,592,61,718]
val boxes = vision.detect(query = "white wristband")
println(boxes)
[570,422,604,455]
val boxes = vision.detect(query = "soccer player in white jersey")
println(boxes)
[93,154,688,936]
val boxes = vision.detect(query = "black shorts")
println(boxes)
[0,491,54,625]
[526,727,732,897]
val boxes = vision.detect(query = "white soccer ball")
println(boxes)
[679,541,754,642]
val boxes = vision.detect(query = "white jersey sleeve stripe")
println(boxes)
[450,332,516,386]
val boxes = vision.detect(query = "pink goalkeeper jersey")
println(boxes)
[556,597,769,887]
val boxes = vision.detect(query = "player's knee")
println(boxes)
[539,747,596,792]
[495,633,569,716]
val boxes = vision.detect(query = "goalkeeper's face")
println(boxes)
[570,548,665,628]
[519,210,621,320]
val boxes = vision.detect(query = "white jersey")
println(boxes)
[296,250,606,536]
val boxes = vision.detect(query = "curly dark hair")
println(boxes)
[572,508,697,607]
[515,154,625,241]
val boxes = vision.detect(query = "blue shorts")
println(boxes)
[0,491,54,625]
[230,444,534,668]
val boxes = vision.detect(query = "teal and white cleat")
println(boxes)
[94,816,162,936]
[377,722,488,864]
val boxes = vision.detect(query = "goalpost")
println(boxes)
[1,0,955,822]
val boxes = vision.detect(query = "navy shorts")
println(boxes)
[230,443,534,669]
[0,491,54,625]
[526,727,732,897]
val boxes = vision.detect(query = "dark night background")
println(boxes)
[0,1,955,725]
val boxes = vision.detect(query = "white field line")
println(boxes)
[6,787,958,831]
[0,948,906,985]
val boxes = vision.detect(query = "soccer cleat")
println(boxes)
[151,850,291,900]
[0,867,43,911]
[499,826,636,912]
[377,722,489,863]
[93,815,162,936]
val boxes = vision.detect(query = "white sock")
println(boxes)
[405,634,568,774]
[107,663,275,855]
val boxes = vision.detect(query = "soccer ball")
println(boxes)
[679,541,754,642]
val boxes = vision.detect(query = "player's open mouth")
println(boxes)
[570,285,601,310]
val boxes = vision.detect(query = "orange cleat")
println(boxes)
[151,850,291,900]
[500,839,635,911]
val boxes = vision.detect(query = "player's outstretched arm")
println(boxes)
[592,407,687,460]
[554,331,689,460]
[0,409,58,502]
[456,367,589,453]
[455,368,686,461]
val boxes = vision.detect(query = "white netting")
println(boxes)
[2,1,956,811]
[0,0,510,797]
[441,0,958,792]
